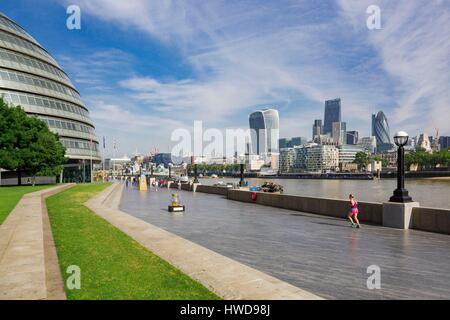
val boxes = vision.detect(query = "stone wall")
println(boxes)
[190,185,450,234]
[412,207,450,235]
[0,176,56,186]
[181,183,192,191]
[195,185,229,196]
[226,189,383,224]
[168,182,192,191]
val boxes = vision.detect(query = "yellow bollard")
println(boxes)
[139,176,147,191]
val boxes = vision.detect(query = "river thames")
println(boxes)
[199,177,450,209]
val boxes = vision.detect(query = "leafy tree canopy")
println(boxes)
[406,149,450,169]
[353,151,370,168]
[0,97,66,185]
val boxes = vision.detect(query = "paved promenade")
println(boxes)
[87,184,321,300]
[120,185,450,300]
[0,184,73,300]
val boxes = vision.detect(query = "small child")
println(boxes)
[348,194,361,228]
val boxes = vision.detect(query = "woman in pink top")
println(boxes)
[348,194,361,228]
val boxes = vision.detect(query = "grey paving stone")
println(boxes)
[119,185,450,300]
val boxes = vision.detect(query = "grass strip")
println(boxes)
[46,183,220,300]
[0,184,53,224]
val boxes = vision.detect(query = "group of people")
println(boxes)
[124,176,140,188]
[124,176,163,191]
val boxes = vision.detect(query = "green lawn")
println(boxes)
[0,185,54,224]
[46,183,220,300]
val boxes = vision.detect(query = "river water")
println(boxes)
[199,177,450,209]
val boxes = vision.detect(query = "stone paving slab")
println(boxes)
[120,184,450,300]
[0,184,74,300]
[41,190,67,300]
[86,183,322,300]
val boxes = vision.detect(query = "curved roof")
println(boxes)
[0,12,101,161]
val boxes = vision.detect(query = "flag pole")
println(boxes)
[113,139,116,181]
[90,134,93,183]
[102,136,105,175]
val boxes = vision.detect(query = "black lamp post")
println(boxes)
[389,131,413,203]
[193,164,199,183]
[239,163,245,187]
[168,163,173,179]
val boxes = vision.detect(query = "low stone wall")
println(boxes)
[226,190,383,225]
[189,184,450,234]
[195,185,229,196]
[168,183,192,191]
[181,183,191,191]
[0,176,56,186]
[412,207,450,235]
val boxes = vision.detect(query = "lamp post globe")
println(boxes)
[394,131,409,147]
[390,131,413,203]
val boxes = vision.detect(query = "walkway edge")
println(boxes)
[85,183,323,300]
[0,184,75,300]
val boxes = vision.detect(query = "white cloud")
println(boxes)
[87,98,186,157]
[338,0,450,136]
[59,0,450,157]
[58,48,135,90]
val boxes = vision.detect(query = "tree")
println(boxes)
[186,163,242,174]
[0,98,66,185]
[372,154,389,168]
[353,151,369,170]
[373,155,382,162]
[406,149,450,171]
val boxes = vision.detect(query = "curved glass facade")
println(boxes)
[249,109,279,155]
[371,111,392,151]
[0,12,100,166]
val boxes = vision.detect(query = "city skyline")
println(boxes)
[1,1,449,157]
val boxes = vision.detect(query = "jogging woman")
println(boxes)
[348,194,361,228]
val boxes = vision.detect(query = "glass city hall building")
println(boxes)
[0,12,101,183]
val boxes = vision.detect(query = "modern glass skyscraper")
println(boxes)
[439,136,450,150]
[371,111,392,152]
[357,136,377,154]
[279,137,305,149]
[249,109,279,155]
[323,98,341,135]
[332,121,346,145]
[278,138,288,149]
[0,12,100,182]
[154,153,173,167]
[372,111,391,144]
[346,131,359,145]
[312,119,322,139]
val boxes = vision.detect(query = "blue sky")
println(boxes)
[1,0,449,157]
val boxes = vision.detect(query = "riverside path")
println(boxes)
[119,186,450,300]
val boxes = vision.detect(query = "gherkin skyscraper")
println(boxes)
[372,111,393,153]
[0,12,100,182]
